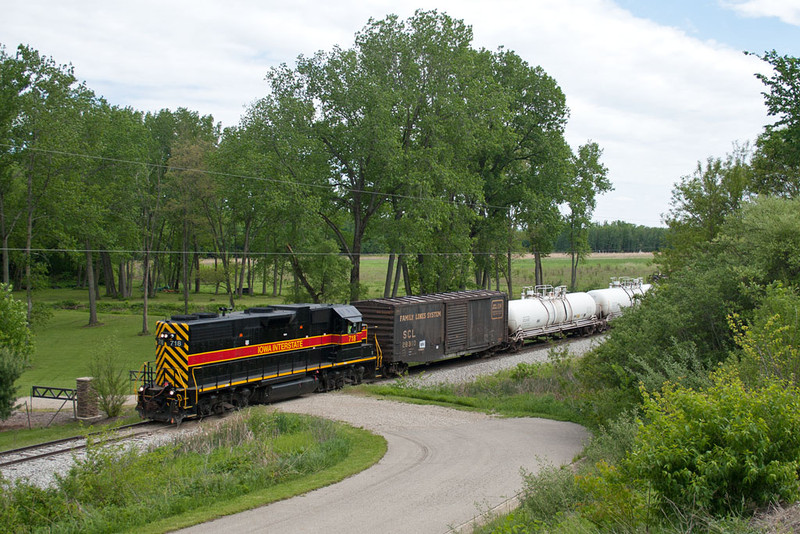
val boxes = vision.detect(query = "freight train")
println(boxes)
[136,278,649,423]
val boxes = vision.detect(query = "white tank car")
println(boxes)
[508,286,597,334]
[587,277,651,319]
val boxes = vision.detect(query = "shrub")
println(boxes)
[88,340,129,417]
[626,371,800,516]
[730,284,800,388]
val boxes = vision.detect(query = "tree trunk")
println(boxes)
[494,255,500,292]
[506,249,512,296]
[127,260,134,298]
[1,234,8,287]
[86,239,99,326]
[262,255,268,295]
[279,261,285,296]
[101,251,116,297]
[384,253,395,298]
[272,257,279,296]
[237,220,252,297]
[118,261,127,298]
[534,251,543,287]
[141,250,150,335]
[194,245,201,293]
[570,251,578,291]
[402,258,412,296]
[182,218,189,314]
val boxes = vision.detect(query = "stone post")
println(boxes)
[76,377,100,420]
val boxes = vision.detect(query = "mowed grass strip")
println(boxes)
[0,409,386,534]
[363,350,587,426]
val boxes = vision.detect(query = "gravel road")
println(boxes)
[180,336,601,534]
[181,394,588,534]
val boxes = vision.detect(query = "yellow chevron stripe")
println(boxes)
[155,321,189,389]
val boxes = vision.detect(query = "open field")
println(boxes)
[15,253,655,393]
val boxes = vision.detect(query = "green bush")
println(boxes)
[731,284,800,388]
[88,340,129,417]
[626,371,800,516]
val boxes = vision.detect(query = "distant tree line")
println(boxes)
[552,221,667,253]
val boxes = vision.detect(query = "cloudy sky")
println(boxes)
[3,1,799,227]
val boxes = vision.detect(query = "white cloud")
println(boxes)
[721,0,800,26]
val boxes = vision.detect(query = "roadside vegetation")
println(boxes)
[367,346,585,423]
[0,409,386,534]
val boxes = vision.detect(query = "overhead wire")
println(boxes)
[0,143,513,211]
[0,142,519,257]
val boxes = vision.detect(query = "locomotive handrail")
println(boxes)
[129,365,155,384]
[190,367,199,409]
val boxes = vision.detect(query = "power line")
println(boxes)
[1,247,512,257]
[0,143,513,212]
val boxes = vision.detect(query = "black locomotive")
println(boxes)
[136,303,375,424]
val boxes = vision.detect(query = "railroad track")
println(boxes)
[0,421,161,468]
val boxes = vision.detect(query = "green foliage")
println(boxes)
[0,283,31,418]
[581,410,640,467]
[660,148,750,273]
[87,339,129,417]
[0,410,366,533]
[580,196,800,422]
[730,284,800,387]
[0,283,32,358]
[718,196,800,286]
[749,51,800,197]
[578,254,745,418]
[627,372,800,517]
[0,347,25,421]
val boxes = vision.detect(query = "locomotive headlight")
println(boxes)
[138,386,144,392]
[169,390,175,396]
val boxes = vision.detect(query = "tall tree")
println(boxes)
[5,45,88,320]
[0,46,28,286]
[661,147,750,273]
[265,10,489,300]
[473,48,571,292]
[139,109,217,333]
[564,142,611,290]
[749,51,800,197]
